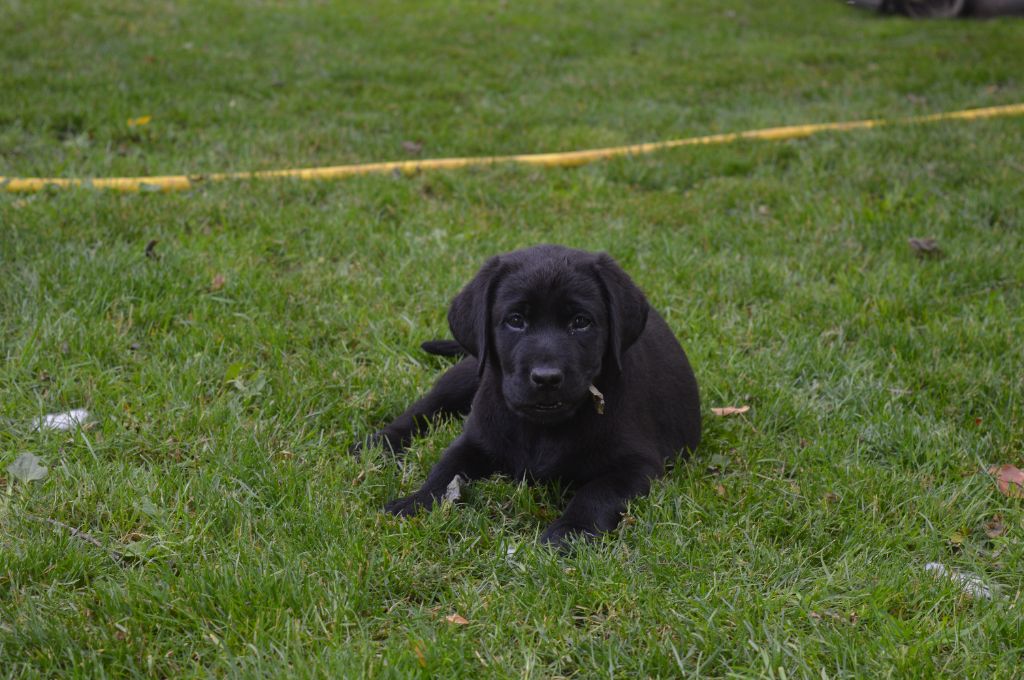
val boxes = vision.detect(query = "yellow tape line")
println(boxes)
[3,102,1023,193]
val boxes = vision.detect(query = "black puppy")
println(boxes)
[363,245,701,547]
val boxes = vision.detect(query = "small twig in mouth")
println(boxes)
[589,384,606,415]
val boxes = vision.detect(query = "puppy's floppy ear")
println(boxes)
[448,255,503,376]
[593,253,649,374]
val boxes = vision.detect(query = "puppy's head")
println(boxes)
[449,245,648,424]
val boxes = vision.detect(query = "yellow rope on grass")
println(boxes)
[3,102,1023,194]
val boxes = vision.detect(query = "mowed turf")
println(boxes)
[2,0,1024,677]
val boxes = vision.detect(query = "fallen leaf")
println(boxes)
[714,483,727,497]
[7,453,49,483]
[823,491,840,504]
[35,408,89,431]
[209,274,226,292]
[127,115,152,127]
[706,453,731,473]
[924,562,992,599]
[136,496,161,518]
[989,464,1024,498]
[402,140,424,155]
[223,362,244,383]
[908,237,942,257]
[712,405,749,416]
[444,614,469,625]
[984,514,1005,539]
[412,642,427,668]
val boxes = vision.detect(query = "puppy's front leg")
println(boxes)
[384,437,494,517]
[540,459,663,548]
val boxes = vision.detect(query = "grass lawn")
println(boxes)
[3,0,1024,676]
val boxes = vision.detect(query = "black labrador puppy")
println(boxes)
[362,245,701,547]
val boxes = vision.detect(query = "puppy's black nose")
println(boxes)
[530,367,564,389]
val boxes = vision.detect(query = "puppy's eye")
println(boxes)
[570,314,592,331]
[504,313,527,330]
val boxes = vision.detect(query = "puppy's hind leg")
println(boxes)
[350,357,479,455]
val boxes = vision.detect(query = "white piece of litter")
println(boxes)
[441,474,466,504]
[35,409,90,431]
[924,562,992,599]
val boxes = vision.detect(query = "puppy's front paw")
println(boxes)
[384,492,432,517]
[539,521,595,549]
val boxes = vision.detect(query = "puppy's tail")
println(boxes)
[420,339,467,357]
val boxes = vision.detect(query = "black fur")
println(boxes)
[360,245,701,548]
[420,339,465,357]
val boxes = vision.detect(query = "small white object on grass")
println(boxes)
[924,562,993,599]
[441,474,466,504]
[35,408,90,431]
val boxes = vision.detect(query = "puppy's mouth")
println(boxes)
[513,398,580,423]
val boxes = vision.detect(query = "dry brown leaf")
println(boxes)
[445,613,469,625]
[412,641,427,668]
[402,140,423,155]
[712,405,749,416]
[210,274,226,292]
[985,514,1005,539]
[908,237,942,257]
[714,483,727,498]
[989,464,1024,498]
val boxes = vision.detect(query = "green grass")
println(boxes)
[2,0,1024,677]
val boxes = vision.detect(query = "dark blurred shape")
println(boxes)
[972,0,1024,15]
[847,0,1024,17]
[900,0,965,17]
